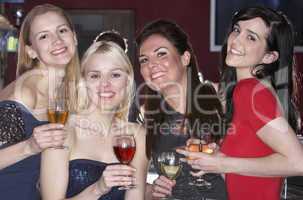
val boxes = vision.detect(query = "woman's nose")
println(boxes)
[98,78,111,88]
[148,57,160,69]
[52,33,63,44]
[231,33,243,46]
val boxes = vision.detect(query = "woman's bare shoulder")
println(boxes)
[0,80,36,109]
[14,70,46,108]
[0,80,16,100]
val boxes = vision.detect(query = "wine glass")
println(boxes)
[48,85,69,125]
[187,131,214,189]
[113,134,136,190]
[157,151,182,200]
[158,151,182,180]
[47,85,69,149]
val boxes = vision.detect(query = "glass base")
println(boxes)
[189,176,212,190]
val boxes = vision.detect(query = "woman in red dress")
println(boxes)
[178,6,303,200]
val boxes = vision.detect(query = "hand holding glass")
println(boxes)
[113,134,136,190]
[187,132,214,189]
[47,85,69,149]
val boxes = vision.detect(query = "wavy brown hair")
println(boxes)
[136,19,224,159]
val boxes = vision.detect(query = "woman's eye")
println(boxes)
[139,58,148,64]
[38,34,48,40]
[232,26,240,33]
[247,35,256,41]
[157,51,167,57]
[112,73,121,78]
[89,74,100,79]
[59,28,69,34]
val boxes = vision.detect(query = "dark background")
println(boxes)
[213,0,303,48]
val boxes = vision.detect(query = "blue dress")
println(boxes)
[66,159,125,199]
[0,100,47,200]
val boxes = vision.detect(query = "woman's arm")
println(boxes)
[40,146,70,200]
[0,90,66,170]
[0,140,35,169]
[0,123,66,170]
[0,83,37,170]
[220,117,303,176]
[179,117,303,177]
[125,124,149,200]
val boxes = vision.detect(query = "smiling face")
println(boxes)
[83,52,129,112]
[26,11,77,69]
[138,34,189,92]
[225,17,277,78]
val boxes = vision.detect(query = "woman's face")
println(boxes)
[26,11,77,69]
[138,34,189,92]
[226,17,272,72]
[84,52,129,112]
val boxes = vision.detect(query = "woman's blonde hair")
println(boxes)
[17,4,81,112]
[78,41,135,121]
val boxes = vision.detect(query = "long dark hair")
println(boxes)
[136,19,224,159]
[219,6,300,132]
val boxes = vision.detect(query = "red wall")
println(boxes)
[4,0,303,128]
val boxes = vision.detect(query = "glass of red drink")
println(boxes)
[113,134,136,189]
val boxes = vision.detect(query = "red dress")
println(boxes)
[220,78,283,200]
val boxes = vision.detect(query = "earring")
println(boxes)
[29,52,37,59]
[115,103,124,119]
[198,72,204,83]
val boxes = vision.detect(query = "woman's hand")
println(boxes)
[151,175,176,199]
[176,147,225,175]
[97,164,136,195]
[27,123,67,154]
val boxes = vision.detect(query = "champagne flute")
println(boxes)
[48,85,69,125]
[113,134,136,190]
[47,85,69,149]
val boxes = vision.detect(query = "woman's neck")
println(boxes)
[46,67,66,99]
[85,105,116,132]
[161,75,187,114]
[236,67,253,81]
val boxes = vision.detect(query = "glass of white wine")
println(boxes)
[157,151,182,196]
